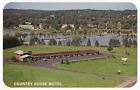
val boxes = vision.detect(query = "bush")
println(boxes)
[48,39,57,45]
[107,46,113,52]
[58,41,62,46]
[61,59,64,64]
[66,59,69,64]
[66,41,71,46]
[109,38,120,47]
[95,40,99,47]
[87,39,91,46]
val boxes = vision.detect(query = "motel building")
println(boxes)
[14,50,32,62]
[14,50,103,62]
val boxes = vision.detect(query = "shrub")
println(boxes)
[107,46,113,52]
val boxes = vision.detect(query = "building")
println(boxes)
[23,41,30,46]
[14,50,24,60]
[19,55,32,62]
[14,50,32,61]
[32,50,101,61]
[39,23,49,30]
[14,49,103,62]
[69,24,75,28]
[25,21,32,25]
[61,24,68,29]
[120,29,134,36]
[19,24,34,30]
[39,23,43,29]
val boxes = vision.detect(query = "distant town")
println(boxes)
[3,9,137,48]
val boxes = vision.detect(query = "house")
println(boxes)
[39,23,49,30]
[14,50,32,61]
[23,41,30,46]
[39,23,43,29]
[14,50,24,60]
[19,24,34,30]
[50,15,55,18]
[61,24,75,29]
[19,21,34,30]
[66,30,71,33]
[120,29,134,35]
[87,24,94,28]
[25,21,31,25]
[69,24,75,28]
[61,24,68,29]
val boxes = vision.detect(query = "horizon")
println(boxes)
[4,2,137,11]
[4,8,137,11]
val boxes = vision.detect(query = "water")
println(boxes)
[3,29,137,46]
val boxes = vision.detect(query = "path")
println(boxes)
[116,77,137,87]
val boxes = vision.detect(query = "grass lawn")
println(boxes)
[56,47,137,76]
[3,64,123,87]
[3,45,137,87]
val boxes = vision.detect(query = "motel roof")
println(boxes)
[32,50,99,57]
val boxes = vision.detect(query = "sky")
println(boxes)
[4,2,137,10]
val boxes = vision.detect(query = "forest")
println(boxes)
[3,9,137,32]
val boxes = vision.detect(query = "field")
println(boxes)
[56,47,137,76]
[3,45,137,87]
[4,64,123,87]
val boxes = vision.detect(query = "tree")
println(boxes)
[66,41,71,46]
[122,38,129,47]
[107,46,113,52]
[30,31,37,45]
[95,40,99,47]
[87,39,91,46]
[3,35,21,49]
[61,59,64,64]
[72,38,81,46]
[40,39,45,45]
[71,35,81,46]
[109,39,120,47]
[15,32,22,41]
[48,39,57,45]
[132,40,137,47]
[66,59,69,64]
[128,39,132,47]
[58,41,62,46]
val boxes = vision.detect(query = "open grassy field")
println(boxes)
[3,45,137,87]
[3,64,123,87]
[56,48,137,76]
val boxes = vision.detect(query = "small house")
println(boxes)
[14,50,24,60]
[61,24,68,29]
[14,50,32,61]
[23,41,30,46]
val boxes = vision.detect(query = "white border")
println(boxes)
[0,0,140,90]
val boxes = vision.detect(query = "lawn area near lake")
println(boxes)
[56,47,137,76]
[3,64,123,87]
[3,45,137,87]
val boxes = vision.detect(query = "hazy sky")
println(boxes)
[4,2,136,10]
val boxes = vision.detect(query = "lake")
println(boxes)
[3,29,137,46]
